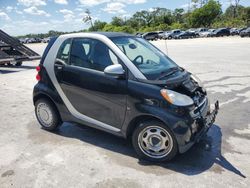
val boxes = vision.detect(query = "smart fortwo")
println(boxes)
[33,32,219,162]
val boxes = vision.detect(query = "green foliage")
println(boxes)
[16,1,250,38]
[89,20,107,31]
[169,22,185,30]
[111,17,125,26]
[102,24,135,33]
[212,18,245,28]
[242,7,250,26]
[189,0,222,27]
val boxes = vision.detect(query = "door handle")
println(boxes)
[55,63,64,70]
[54,59,65,70]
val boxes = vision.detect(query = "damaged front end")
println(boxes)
[146,68,220,152]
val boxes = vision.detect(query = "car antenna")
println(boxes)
[164,39,169,55]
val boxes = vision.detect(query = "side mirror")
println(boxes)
[104,64,125,78]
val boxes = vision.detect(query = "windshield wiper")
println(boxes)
[156,67,179,80]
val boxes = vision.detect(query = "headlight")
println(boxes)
[160,89,194,106]
[190,74,203,87]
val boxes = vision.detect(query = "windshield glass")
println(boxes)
[111,37,178,80]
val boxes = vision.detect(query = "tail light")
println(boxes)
[36,65,42,81]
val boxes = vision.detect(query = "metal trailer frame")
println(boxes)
[0,30,41,66]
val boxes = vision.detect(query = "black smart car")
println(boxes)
[33,32,219,162]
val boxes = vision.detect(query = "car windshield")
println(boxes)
[111,36,177,80]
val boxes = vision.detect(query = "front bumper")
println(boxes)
[178,100,219,153]
[195,100,219,142]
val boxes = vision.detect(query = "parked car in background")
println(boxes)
[174,31,196,39]
[42,37,50,43]
[142,32,158,40]
[26,38,34,43]
[157,31,165,39]
[240,27,250,37]
[239,27,247,33]
[135,32,143,37]
[164,29,181,39]
[211,28,230,37]
[230,28,239,36]
[162,31,170,40]
[19,38,29,44]
[196,28,208,37]
[199,29,216,37]
[26,38,38,43]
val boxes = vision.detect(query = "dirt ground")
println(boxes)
[0,37,250,188]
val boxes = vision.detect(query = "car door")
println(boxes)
[54,37,127,129]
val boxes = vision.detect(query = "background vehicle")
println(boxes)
[239,27,247,33]
[230,28,239,35]
[162,31,170,40]
[199,29,215,37]
[156,31,165,39]
[196,28,208,37]
[0,29,41,66]
[26,38,42,43]
[174,31,197,39]
[186,28,197,33]
[33,32,219,162]
[211,28,230,37]
[240,27,250,37]
[42,37,50,43]
[142,32,158,40]
[19,38,29,44]
[164,29,181,39]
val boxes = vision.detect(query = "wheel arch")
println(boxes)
[125,114,168,139]
[33,93,62,121]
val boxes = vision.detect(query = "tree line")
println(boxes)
[17,0,250,38]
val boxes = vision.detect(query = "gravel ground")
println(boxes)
[0,37,250,188]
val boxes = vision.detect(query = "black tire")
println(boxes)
[15,61,22,66]
[132,120,178,162]
[35,98,62,131]
[168,36,172,40]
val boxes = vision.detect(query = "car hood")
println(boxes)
[138,69,204,97]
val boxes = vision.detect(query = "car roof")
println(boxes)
[62,32,134,39]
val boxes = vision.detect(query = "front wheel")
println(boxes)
[132,120,178,162]
[35,98,62,131]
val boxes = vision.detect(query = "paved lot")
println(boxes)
[0,37,250,187]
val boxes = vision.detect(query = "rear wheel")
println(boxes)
[132,120,178,162]
[35,98,62,131]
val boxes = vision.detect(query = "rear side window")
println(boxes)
[56,39,71,64]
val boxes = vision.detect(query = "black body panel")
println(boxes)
[55,65,127,129]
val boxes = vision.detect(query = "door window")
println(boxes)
[56,39,71,64]
[70,38,119,72]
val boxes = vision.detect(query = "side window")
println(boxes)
[70,38,119,72]
[70,38,91,68]
[56,39,71,64]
